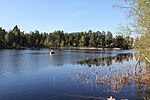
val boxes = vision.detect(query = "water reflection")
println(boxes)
[0,50,149,100]
[77,53,133,67]
[67,52,150,99]
[136,81,150,99]
[134,51,150,68]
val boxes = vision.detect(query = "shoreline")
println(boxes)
[0,47,125,50]
[51,47,123,50]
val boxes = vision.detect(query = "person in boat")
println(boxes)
[49,50,54,54]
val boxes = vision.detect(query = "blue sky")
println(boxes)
[0,0,128,33]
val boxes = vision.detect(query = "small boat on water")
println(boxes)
[49,50,54,54]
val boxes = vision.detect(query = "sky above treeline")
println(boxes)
[0,0,128,34]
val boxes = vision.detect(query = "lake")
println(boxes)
[0,49,149,100]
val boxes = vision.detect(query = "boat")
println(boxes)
[49,50,54,54]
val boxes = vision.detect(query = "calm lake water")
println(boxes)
[0,49,149,100]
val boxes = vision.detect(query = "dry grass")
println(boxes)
[139,69,150,84]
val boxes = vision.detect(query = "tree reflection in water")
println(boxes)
[67,53,150,99]
[77,53,133,67]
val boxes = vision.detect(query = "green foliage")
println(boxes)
[0,25,133,49]
[89,33,95,47]
[105,31,113,47]
[0,27,6,48]
[79,35,86,47]
[116,0,150,68]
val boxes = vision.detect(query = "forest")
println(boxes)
[0,25,133,49]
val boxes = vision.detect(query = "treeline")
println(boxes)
[0,25,133,49]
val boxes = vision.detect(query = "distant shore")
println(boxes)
[50,47,123,50]
[0,47,124,50]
